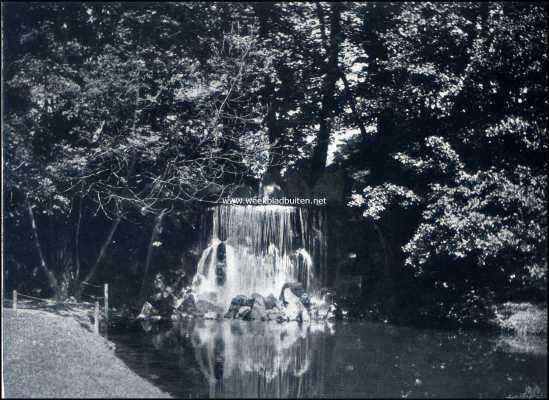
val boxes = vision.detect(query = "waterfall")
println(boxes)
[193,205,327,306]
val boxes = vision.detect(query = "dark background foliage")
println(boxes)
[3,2,547,327]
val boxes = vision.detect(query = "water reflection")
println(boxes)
[110,320,547,398]
[189,320,334,398]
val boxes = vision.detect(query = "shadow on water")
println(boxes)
[108,320,547,398]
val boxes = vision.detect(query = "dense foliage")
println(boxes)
[3,2,546,325]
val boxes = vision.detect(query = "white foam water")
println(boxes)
[192,205,326,306]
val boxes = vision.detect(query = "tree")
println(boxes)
[3,2,269,299]
[344,2,546,318]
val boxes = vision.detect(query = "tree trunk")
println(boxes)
[310,3,342,185]
[139,209,167,301]
[74,195,83,283]
[75,215,121,300]
[339,70,368,138]
[75,88,140,300]
[372,222,395,309]
[253,3,286,176]
[26,199,61,298]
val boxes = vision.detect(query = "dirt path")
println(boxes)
[3,308,170,398]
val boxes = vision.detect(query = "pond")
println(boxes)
[108,319,547,398]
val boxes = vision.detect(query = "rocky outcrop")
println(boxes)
[224,295,255,319]
[244,293,267,321]
[167,283,341,324]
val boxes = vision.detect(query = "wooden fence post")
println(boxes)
[104,283,109,325]
[13,290,17,311]
[94,301,100,334]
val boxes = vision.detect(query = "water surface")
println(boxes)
[109,320,547,398]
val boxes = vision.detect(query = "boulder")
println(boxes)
[300,293,311,309]
[251,293,266,308]
[279,282,306,303]
[264,294,278,310]
[237,306,252,319]
[280,282,311,309]
[327,304,337,320]
[245,293,267,321]
[224,295,254,318]
[284,288,308,322]
[265,310,286,321]
[276,314,289,323]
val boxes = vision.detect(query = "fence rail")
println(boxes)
[9,284,109,335]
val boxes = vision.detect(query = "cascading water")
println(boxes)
[192,205,327,306]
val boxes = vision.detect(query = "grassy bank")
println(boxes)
[2,308,170,398]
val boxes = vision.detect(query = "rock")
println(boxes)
[234,295,255,308]
[251,293,266,308]
[236,306,252,319]
[264,294,278,310]
[279,282,306,304]
[276,315,289,323]
[284,288,308,322]
[245,293,267,321]
[224,295,254,319]
[327,304,337,320]
[265,310,286,321]
[300,293,311,309]
[137,302,158,320]
[245,307,265,321]
[280,282,311,313]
